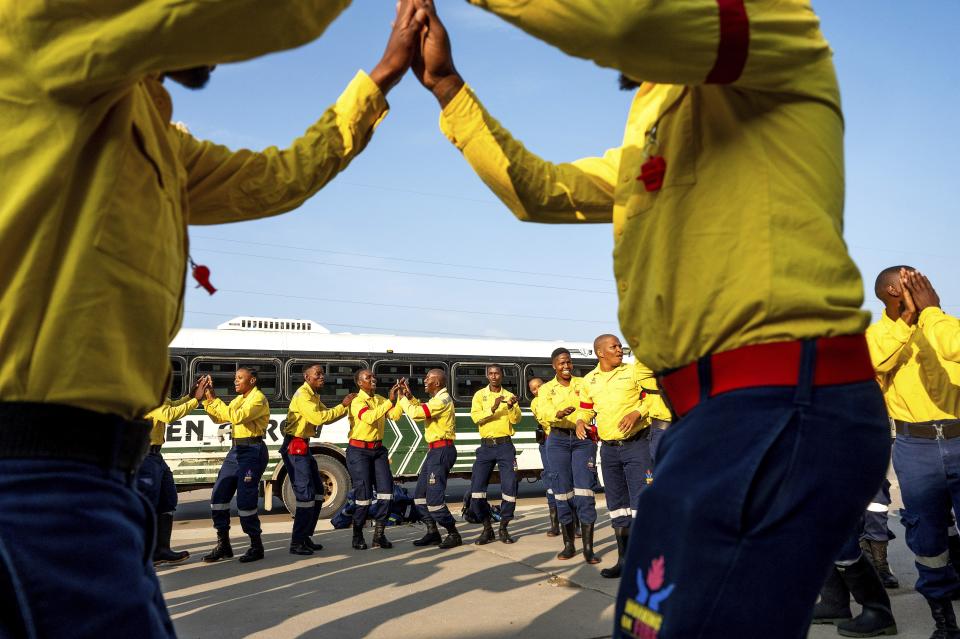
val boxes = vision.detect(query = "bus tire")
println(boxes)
[281,454,351,519]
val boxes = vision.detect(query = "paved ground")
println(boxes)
[160,479,936,639]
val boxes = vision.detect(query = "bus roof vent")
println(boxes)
[216,317,330,334]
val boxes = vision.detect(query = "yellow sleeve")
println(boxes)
[296,393,348,428]
[400,396,425,422]
[204,395,267,425]
[919,308,960,363]
[471,392,494,426]
[576,379,596,424]
[629,365,650,418]
[178,72,387,225]
[440,85,617,224]
[866,319,914,374]
[352,397,396,426]
[530,397,549,428]
[145,397,198,423]
[467,1,837,98]
[23,1,351,101]
[507,393,522,425]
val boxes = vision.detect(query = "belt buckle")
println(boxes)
[935,424,945,440]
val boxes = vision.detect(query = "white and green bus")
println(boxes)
[163,316,601,518]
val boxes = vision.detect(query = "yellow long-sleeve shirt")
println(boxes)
[530,395,553,435]
[400,388,457,443]
[348,390,403,443]
[203,388,270,440]
[144,396,199,446]
[866,311,960,423]
[0,0,394,420]
[537,377,586,432]
[634,362,673,424]
[443,0,867,373]
[284,382,348,439]
[919,308,960,364]
[579,364,647,441]
[470,386,522,438]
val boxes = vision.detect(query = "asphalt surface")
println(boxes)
[159,479,938,639]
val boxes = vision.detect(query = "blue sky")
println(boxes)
[170,1,960,343]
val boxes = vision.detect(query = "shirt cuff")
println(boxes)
[186,398,199,411]
[919,306,947,328]
[341,70,390,133]
[439,83,487,149]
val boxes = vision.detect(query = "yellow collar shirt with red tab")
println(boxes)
[441,1,867,373]
[144,396,199,446]
[284,382,348,439]
[470,386,522,439]
[0,0,393,421]
[349,390,403,443]
[866,311,960,423]
[203,388,270,440]
[579,364,647,442]
[400,388,456,443]
[537,376,586,432]
[530,395,553,435]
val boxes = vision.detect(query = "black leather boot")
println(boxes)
[498,521,515,544]
[202,529,233,563]
[475,517,496,546]
[862,539,899,589]
[812,565,852,624]
[926,597,960,639]
[600,526,629,578]
[581,522,600,565]
[557,521,577,560]
[573,513,582,538]
[835,555,897,637]
[372,522,392,549]
[304,537,323,551]
[439,522,462,549]
[153,513,190,566]
[289,540,313,556]
[239,534,264,563]
[547,504,560,537]
[413,520,442,547]
[352,523,368,550]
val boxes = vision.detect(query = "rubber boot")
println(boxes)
[547,504,560,537]
[352,523,368,550]
[926,597,960,639]
[581,522,600,565]
[475,517,495,546]
[413,520,442,547]
[557,521,577,560]
[304,537,323,551]
[600,526,629,579]
[498,521,515,544]
[812,566,852,624]
[239,534,264,563]
[835,555,898,637]
[372,522,392,549]
[202,529,233,563]
[573,512,582,538]
[949,535,960,600]
[289,540,313,556]
[863,539,899,589]
[153,513,190,566]
[439,522,462,549]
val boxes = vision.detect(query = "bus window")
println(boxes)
[523,362,596,400]
[372,360,447,403]
[168,357,187,399]
[452,362,521,402]
[284,360,367,406]
[192,358,282,404]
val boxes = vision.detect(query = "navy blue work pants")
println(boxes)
[470,441,518,522]
[615,371,890,639]
[601,434,652,529]
[648,419,668,468]
[547,429,598,525]
[414,445,457,527]
[862,478,894,543]
[0,459,175,638]
[137,451,178,515]
[280,436,323,543]
[539,441,555,507]
[346,444,393,525]
[210,442,268,536]
[893,433,960,599]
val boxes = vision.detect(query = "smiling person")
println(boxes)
[347,369,404,551]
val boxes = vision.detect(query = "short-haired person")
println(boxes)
[862,267,960,636]
[347,369,403,550]
[140,376,209,566]
[282,365,356,556]
[200,368,270,564]
[400,370,463,549]
[529,376,560,537]
[411,2,889,637]
[469,365,522,544]
[539,348,596,562]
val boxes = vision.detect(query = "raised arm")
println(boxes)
[865,319,914,374]
[507,394,522,426]
[295,393,349,429]
[401,394,452,422]
[919,309,960,364]
[352,397,397,426]
[145,397,198,423]
[204,395,268,426]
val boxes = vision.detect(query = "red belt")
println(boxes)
[659,334,875,419]
[428,439,455,449]
[349,439,382,449]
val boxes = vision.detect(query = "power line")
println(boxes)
[197,248,617,295]
[191,235,613,283]
[214,288,612,324]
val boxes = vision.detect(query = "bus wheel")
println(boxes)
[280,454,351,519]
